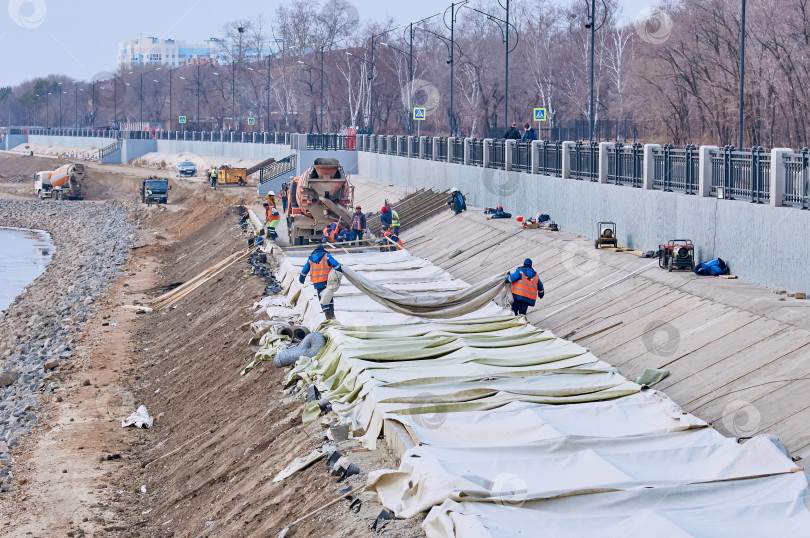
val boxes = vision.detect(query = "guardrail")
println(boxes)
[435,137,448,161]
[451,138,464,164]
[469,139,484,167]
[512,142,531,173]
[421,137,433,160]
[306,133,355,150]
[654,144,698,194]
[711,146,770,203]
[98,140,122,160]
[570,141,599,181]
[487,140,506,169]
[607,142,643,187]
[536,141,563,177]
[783,149,809,208]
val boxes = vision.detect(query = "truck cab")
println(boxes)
[142,178,171,204]
[34,171,51,198]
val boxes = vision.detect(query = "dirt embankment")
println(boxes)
[0,156,420,537]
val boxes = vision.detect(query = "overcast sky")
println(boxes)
[0,0,655,87]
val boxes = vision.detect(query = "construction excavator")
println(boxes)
[286,158,354,245]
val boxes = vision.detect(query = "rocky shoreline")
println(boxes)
[0,200,133,489]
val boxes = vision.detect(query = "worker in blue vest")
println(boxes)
[448,188,466,214]
[299,243,342,319]
[351,205,366,246]
[507,259,544,316]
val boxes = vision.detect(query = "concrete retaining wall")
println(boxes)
[359,152,810,292]
[155,140,292,161]
[28,135,112,149]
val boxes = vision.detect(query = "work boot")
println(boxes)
[323,307,336,320]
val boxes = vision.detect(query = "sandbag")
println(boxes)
[695,258,729,276]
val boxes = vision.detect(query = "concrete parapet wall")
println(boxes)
[358,151,810,292]
[155,140,291,161]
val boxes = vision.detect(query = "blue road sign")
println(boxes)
[178,115,187,124]
[533,108,547,121]
[413,107,426,120]
[247,117,256,125]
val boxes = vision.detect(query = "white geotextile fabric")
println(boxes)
[339,265,511,319]
[422,472,810,538]
[394,393,707,448]
[368,430,799,518]
[270,249,810,537]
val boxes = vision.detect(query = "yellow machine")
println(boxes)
[216,166,247,186]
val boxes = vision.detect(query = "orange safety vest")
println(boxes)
[309,257,332,284]
[384,229,403,248]
[352,213,363,230]
[323,226,338,241]
[511,272,539,301]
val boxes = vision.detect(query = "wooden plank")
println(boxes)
[689,343,810,421]
[664,326,805,406]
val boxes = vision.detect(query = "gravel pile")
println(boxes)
[0,200,133,489]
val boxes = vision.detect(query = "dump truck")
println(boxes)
[286,158,354,245]
[34,163,86,200]
[141,177,171,205]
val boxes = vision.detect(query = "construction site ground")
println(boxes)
[1,150,809,536]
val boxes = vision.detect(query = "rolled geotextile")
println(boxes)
[274,332,326,368]
[279,326,295,340]
[293,326,310,341]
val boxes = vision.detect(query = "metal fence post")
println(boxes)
[464,138,471,165]
[684,144,696,194]
[723,145,735,199]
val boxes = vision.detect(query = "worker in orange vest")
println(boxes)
[507,259,544,316]
[351,205,366,246]
[299,243,342,319]
[322,222,340,243]
[381,225,403,251]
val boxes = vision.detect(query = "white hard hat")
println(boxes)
[451,187,459,192]
[268,190,275,195]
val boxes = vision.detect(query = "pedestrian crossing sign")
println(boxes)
[413,107,426,120]
[178,115,187,124]
[533,108,547,122]
[247,117,256,125]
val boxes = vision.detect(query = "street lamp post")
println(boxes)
[57,82,63,128]
[445,2,468,135]
[738,0,747,149]
[298,55,325,133]
[413,24,455,133]
[74,83,79,128]
[465,4,517,132]
[584,0,607,142]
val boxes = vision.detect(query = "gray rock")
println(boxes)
[0,371,19,388]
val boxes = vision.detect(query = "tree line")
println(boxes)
[1,0,809,148]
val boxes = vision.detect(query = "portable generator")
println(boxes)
[659,240,695,272]
[595,222,618,249]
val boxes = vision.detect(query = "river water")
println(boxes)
[0,227,53,312]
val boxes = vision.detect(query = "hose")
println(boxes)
[274,331,326,367]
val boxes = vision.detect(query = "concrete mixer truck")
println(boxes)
[34,164,87,200]
[286,158,354,245]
